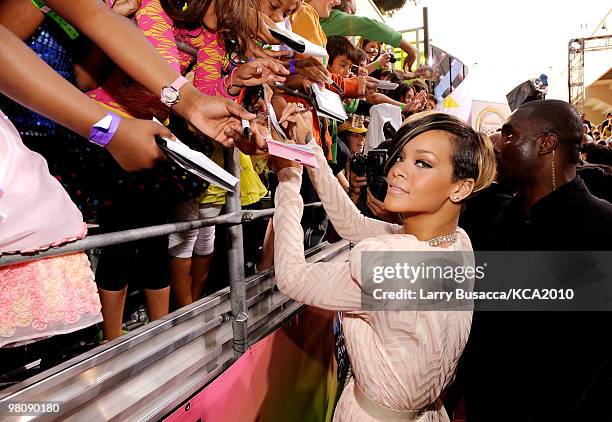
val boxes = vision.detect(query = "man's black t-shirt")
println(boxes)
[459,177,612,422]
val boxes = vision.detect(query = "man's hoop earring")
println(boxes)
[551,150,557,191]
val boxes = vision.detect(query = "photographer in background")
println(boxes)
[341,119,401,223]
[336,118,368,203]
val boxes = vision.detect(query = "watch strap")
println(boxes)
[161,76,189,106]
[170,76,188,92]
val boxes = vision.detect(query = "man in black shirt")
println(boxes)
[493,101,612,249]
[458,100,612,421]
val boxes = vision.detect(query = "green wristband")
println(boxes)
[31,0,79,40]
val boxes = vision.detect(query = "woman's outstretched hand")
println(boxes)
[182,91,267,154]
[267,143,303,172]
[232,59,289,90]
[266,102,313,171]
[106,118,169,172]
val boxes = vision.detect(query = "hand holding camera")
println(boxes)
[366,189,402,224]
[349,147,389,202]
[348,166,367,203]
[375,53,391,69]
[386,47,397,64]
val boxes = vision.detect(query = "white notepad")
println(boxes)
[153,117,238,191]
[375,81,399,90]
[155,136,238,192]
[268,26,328,58]
[311,84,348,122]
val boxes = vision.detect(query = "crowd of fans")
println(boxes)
[0,0,431,376]
[582,111,612,145]
[1,0,612,420]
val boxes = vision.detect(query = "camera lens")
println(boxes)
[388,56,397,64]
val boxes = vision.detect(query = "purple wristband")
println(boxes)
[88,111,121,148]
[289,59,297,75]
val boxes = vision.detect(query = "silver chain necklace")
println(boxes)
[426,232,458,247]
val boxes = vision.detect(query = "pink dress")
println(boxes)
[0,110,101,347]
[273,142,473,421]
[87,0,237,119]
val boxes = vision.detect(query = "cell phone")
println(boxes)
[350,64,359,75]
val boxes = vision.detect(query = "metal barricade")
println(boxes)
[0,149,323,358]
[0,146,350,420]
[0,42,346,420]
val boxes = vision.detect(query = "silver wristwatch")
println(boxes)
[161,76,188,107]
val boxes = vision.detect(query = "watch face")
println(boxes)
[161,86,179,105]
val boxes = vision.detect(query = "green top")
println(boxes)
[344,99,360,115]
[320,9,401,47]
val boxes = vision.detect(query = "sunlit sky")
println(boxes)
[382,0,612,104]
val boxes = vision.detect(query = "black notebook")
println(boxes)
[155,135,238,192]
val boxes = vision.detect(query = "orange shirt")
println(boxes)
[291,3,327,66]
[288,4,361,159]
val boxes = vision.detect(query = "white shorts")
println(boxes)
[168,200,223,258]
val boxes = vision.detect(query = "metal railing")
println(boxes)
[0,240,350,420]
[0,148,323,359]
[0,40,341,420]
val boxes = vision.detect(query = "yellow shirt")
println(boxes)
[290,2,328,66]
[199,144,268,206]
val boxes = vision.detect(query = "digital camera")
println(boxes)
[350,148,389,202]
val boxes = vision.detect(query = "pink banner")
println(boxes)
[164,307,339,422]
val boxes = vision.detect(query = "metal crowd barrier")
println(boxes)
[0,147,351,420]
[0,148,321,357]
[0,241,350,421]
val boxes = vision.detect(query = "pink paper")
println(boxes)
[267,140,319,168]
